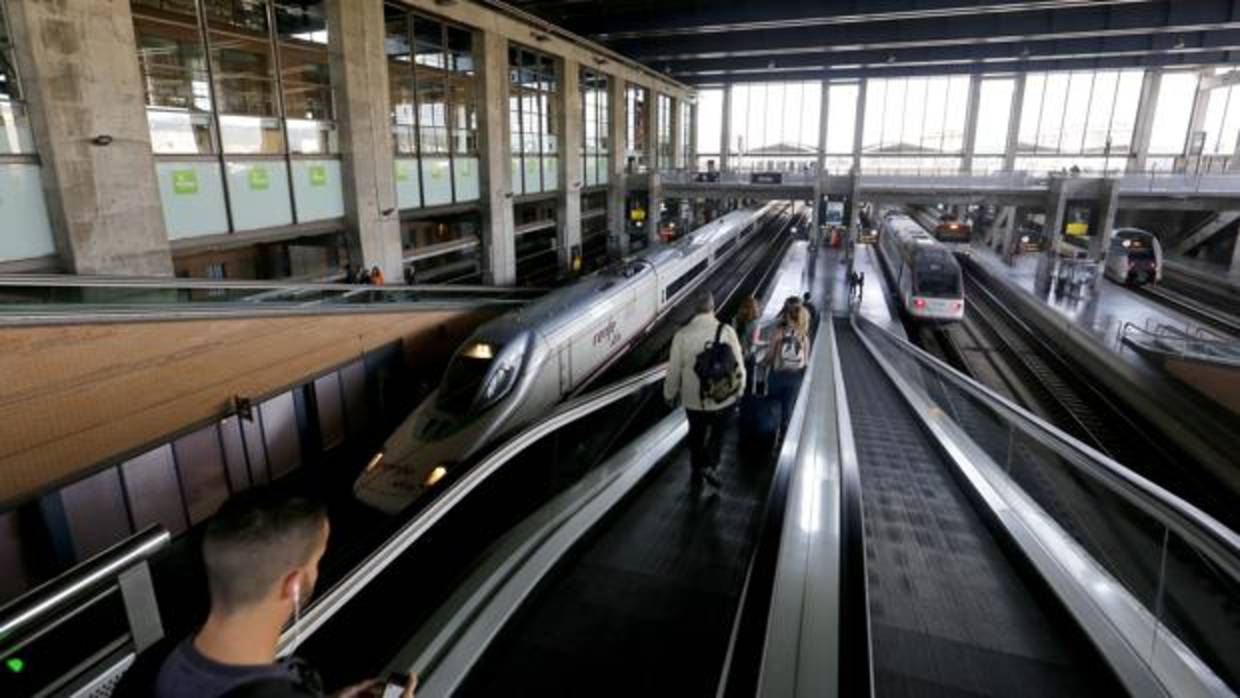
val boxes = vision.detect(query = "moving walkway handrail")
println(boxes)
[855,314,1240,588]
[0,525,169,650]
[276,363,669,654]
[0,274,539,295]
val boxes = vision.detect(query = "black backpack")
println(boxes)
[693,323,741,404]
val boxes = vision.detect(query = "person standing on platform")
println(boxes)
[117,488,416,698]
[767,305,811,429]
[801,292,819,335]
[664,292,746,490]
[358,267,372,285]
[370,265,385,286]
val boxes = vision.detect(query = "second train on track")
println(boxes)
[876,209,966,322]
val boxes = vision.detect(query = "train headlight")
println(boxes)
[364,451,384,472]
[913,298,927,309]
[425,465,448,487]
[1020,235,1030,244]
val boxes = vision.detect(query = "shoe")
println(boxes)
[703,469,722,489]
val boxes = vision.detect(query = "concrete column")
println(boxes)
[1003,73,1026,172]
[997,206,1018,259]
[1230,233,1240,274]
[557,57,583,273]
[1087,178,1122,260]
[606,76,629,256]
[7,0,172,276]
[476,30,516,285]
[1036,177,1069,292]
[814,79,829,228]
[648,173,663,245]
[1128,69,1162,173]
[687,101,697,167]
[644,91,658,173]
[670,97,684,170]
[847,169,861,251]
[961,74,982,174]
[851,79,867,173]
[327,0,402,283]
[721,84,732,172]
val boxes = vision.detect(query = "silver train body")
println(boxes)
[1104,227,1163,286]
[354,203,783,513]
[877,211,966,322]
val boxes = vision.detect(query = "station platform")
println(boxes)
[827,243,905,338]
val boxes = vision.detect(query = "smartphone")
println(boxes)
[381,672,410,698]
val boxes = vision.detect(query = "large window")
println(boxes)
[863,76,969,155]
[974,78,1015,156]
[1149,71,1199,157]
[695,87,723,169]
[730,81,821,169]
[509,45,557,194]
[385,5,480,209]
[680,101,692,167]
[129,1,329,155]
[625,84,648,170]
[0,0,32,154]
[580,68,609,187]
[1015,69,1143,172]
[655,93,673,169]
[824,81,859,171]
[130,0,336,156]
[1199,68,1240,163]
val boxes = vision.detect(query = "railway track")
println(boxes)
[1137,281,1240,338]
[959,271,1237,529]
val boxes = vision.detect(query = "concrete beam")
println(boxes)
[478,29,516,284]
[1231,233,1240,274]
[721,84,732,172]
[607,76,629,256]
[1172,211,1240,254]
[961,74,982,174]
[1003,73,1025,172]
[327,0,403,283]
[7,0,172,276]
[558,57,583,273]
[1087,178,1122,260]
[1128,68,1162,174]
[1036,176,1070,292]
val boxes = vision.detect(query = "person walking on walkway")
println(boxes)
[664,291,746,490]
[733,296,766,392]
[767,305,811,429]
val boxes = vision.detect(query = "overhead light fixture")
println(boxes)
[1020,46,1031,58]
[767,59,776,69]
[885,54,896,64]
[1174,36,1186,49]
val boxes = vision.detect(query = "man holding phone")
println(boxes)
[117,487,416,698]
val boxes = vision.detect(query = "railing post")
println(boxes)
[118,563,164,653]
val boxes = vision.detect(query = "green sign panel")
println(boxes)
[395,165,410,182]
[248,167,270,191]
[6,657,24,674]
[172,169,199,195]
[309,164,328,187]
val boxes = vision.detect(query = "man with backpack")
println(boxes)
[768,305,811,429]
[664,291,746,490]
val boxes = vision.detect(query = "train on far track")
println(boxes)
[353,202,786,513]
[876,210,966,323]
[1103,227,1163,286]
[932,212,973,254]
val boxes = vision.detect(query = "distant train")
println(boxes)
[877,211,966,322]
[1104,227,1163,286]
[353,203,786,513]
[933,213,972,253]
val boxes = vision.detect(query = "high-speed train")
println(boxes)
[877,211,965,322]
[1104,227,1163,286]
[354,203,785,513]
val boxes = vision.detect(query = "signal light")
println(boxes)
[913,298,928,309]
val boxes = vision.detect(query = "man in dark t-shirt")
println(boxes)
[120,488,414,698]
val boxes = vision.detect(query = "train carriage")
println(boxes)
[877,211,966,323]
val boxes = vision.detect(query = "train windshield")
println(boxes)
[935,223,970,243]
[1115,232,1156,260]
[913,254,961,298]
[437,339,523,416]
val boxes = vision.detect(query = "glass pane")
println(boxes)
[921,78,945,152]
[0,0,18,102]
[696,88,722,155]
[826,82,859,155]
[203,0,268,33]
[417,74,448,153]
[209,14,284,153]
[975,78,1014,156]
[862,79,886,152]
[1149,71,1199,155]
[1060,71,1093,154]
[1108,71,1143,153]
[903,78,928,151]
[447,26,476,155]
[1017,73,1044,154]
[1218,86,1240,159]
[1083,71,1118,154]
[1203,84,1231,155]
[882,79,906,151]
[276,1,332,129]
[942,76,969,153]
[1038,72,1070,152]
[386,12,416,154]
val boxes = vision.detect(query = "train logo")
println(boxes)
[592,319,622,348]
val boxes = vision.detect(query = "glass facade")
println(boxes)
[1149,71,1200,158]
[731,81,821,168]
[655,93,673,169]
[580,67,609,188]
[974,78,1014,157]
[625,84,648,170]
[1202,70,1240,164]
[680,101,692,167]
[385,4,480,209]
[1014,69,1143,172]
[509,44,558,194]
[862,76,969,161]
